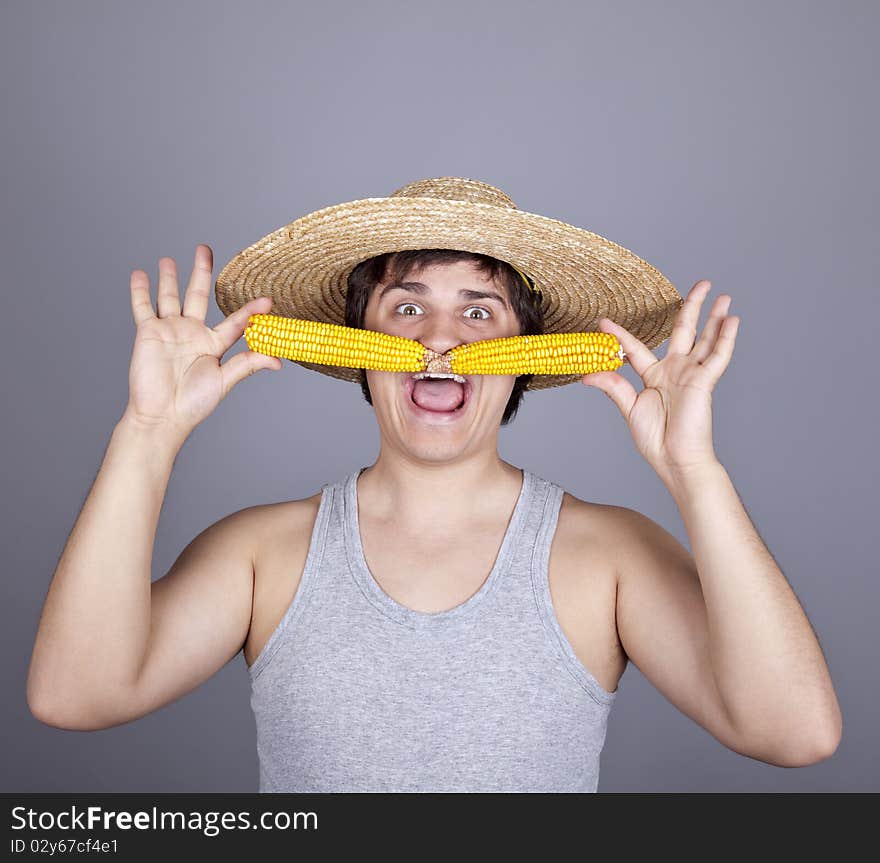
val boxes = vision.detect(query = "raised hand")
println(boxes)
[580,279,740,479]
[123,245,280,439]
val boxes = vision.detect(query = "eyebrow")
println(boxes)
[377,280,510,309]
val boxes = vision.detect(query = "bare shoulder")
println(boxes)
[243,490,324,669]
[554,489,634,570]
[551,488,639,605]
[245,491,324,555]
[547,488,632,692]
[588,499,695,584]
[550,490,683,692]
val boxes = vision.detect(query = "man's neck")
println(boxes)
[356,455,524,532]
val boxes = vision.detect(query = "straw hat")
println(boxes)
[214,176,683,391]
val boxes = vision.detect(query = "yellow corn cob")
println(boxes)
[446,332,625,375]
[244,313,625,375]
[244,313,428,371]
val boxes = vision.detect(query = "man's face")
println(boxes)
[362,260,522,464]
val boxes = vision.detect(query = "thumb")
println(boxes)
[581,370,614,396]
[581,370,636,419]
[220,350,282,397]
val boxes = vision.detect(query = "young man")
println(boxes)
[26,178,841,792]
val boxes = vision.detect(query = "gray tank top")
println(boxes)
[247,465,618,792]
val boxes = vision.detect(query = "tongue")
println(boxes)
[412,379,464,412]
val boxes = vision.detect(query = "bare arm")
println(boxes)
[26,415,183,727]
[26,245,280,730]
[663,461,841,761]
[584,279,840,766]
[615,461,842,767]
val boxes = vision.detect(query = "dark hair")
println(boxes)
[344,249,545,425]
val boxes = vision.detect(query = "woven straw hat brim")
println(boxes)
[215,193,683,391]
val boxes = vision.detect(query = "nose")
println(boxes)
[414,320,472,357]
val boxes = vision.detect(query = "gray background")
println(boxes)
[2,0,876,792]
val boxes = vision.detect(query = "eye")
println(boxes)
[465,306,491,320]
[395,302,424,316]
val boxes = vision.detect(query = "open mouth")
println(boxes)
[404,373,472,414]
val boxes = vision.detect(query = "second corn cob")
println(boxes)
[446,332,625,375]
